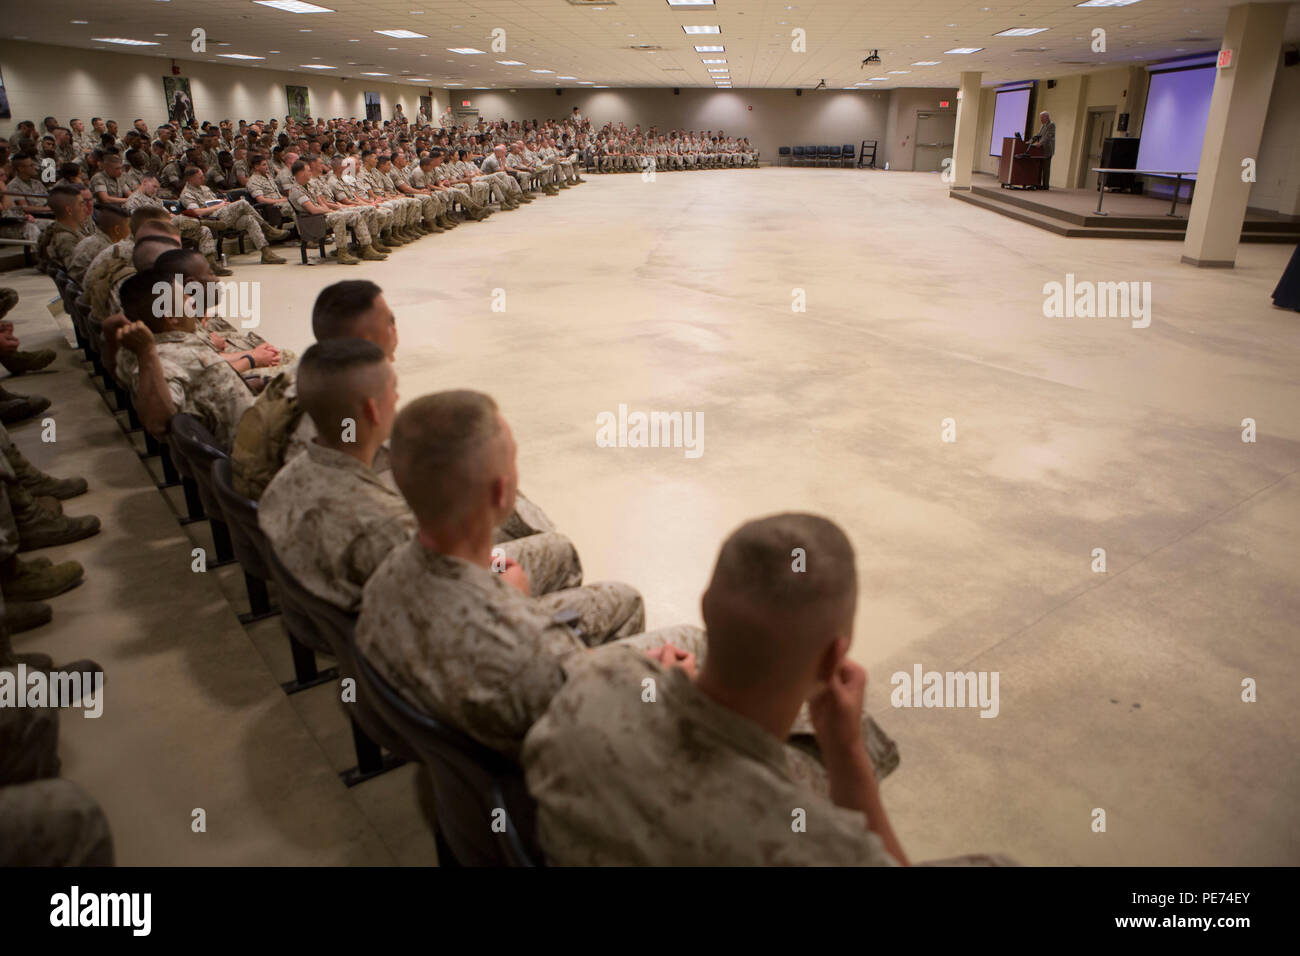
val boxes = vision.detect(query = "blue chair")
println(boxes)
[841,144,856,168]
[792,146,806,166]
[778,146,791,166]
[816,145,832,166]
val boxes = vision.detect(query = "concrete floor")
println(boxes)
[4,167,1298,866]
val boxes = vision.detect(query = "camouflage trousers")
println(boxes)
[379,196,423,228]
[0,431,18,564]
[324,208,371,248]
[0,689,115,865]
[497,532,582,597]
[206,199,269,250]
[175,214,216,257]
[480,171,523,202]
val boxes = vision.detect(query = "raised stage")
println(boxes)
[950,173,1300,242]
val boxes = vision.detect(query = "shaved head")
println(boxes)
[296,338,393,441]
[702,513,858,690]
[390,390,512,530]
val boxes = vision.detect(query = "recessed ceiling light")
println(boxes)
[868,76,889,81]
[531,69,555,73]
[406,77,431,82]
[448,47,485,54]
[683,26,721,35]
[299,64,336,69]
[994,28,1049,37]
[253,0,334,12]
[154,33,168,37]
[707,68,729,73]
[268,50,279,53]
[556,76,577,80]
[702,58,726,64]
[666,0,715,6]
[299,29,312,32]
[593,85,609,88]
[1076,0,1142,6]
[445,82,462,86]
[375,29,427,39]
[92,37,160,46]
[71,19,88,24]
[577,81,595,85]
[945,47,984,54]
[219,53,266,59]
[887,70,911,74]
[348,38,359,42]
[694,45,724,52]
[361,72,389,76]
[912,61,940,66]
[496,60,525,65]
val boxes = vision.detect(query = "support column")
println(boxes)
[1182,2,1288,268]
[950,71,983,189]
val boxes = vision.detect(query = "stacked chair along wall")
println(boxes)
[354,647,544,867]
[263,546,413,785]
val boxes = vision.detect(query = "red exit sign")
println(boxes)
[462,99,471,107]
[939,100,950,108]
[1217,49,1233,69]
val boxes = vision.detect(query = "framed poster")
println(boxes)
[163,76,195,126]
[364,91,381,123]
[286,85,311,122]
[0,67,10,120]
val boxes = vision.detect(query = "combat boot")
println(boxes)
[360,245,388,261]
[263,224,291,242]
[337,249,361,265]
[12,485,101,552]
[0,387,50,424]
[5,443,88,500]
[206,254,233,277]
[0,602,52,639]
[260,247,287,264]
[0,555,84,602]
[0,350,56,375]
[0,287,16,320]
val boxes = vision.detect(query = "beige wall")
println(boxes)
[0,40,443,134]
[1249,52,1300,215]
[883,88,960,171]
[452,86,921,167]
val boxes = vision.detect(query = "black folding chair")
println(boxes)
[263,547,413,782]
[778,146,792,167]
[354,646,543,866]
[167,414,237,558]
[841,144,856,168]
[209,457,280,624]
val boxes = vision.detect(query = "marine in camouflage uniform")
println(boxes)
[116,329,254,449]
[524,645,1014,866]
[34,221,84,274]
[124,189,217,259]
[67,228,113,286]
[356,538,704,761]
[259,442,582,612]
[178,180,278,251]
[84,238,136,321]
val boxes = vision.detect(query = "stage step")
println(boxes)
[952,189,1300,243]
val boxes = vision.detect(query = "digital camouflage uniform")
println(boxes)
[115,330,254,449]
[323,171,386,238]
[179,183,269,250]
[123,191,217,257]
[67,229,112,286]
[34,222,83,274]
[356,539,704,761]
[258,442,581,612]
[84,238,135,321]
[286,180,370,249]
[522,645,899,866]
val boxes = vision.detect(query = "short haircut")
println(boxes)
[290,160,307,175]
[702,513,859,689]
[129,206,174,236]
[48,186,82,215]
[311,280,382,341]
[295,338,390,438]
[120,269,168,329]
[93,204,128,230]
[132,233,182,270]
[390,391,502,527]
[182,166,202,180]
[153,246,205,278]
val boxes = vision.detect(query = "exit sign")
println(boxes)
[1217,49,1233,68]
[939,100,950,108]
[462,99,471,106]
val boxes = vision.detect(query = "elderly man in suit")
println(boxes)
[1029,111,1055,190]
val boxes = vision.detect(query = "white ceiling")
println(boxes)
[4,0,1298,91]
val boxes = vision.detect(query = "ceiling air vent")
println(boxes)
[629,44,663,51]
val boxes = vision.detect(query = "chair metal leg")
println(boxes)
[279,633,338,695]
[339,717,408,788]
[179,476,205,525]
[158,445,182,489]
[237,572,280,624]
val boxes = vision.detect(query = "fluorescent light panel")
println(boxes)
[219,53,265,59]
[994,28,1048,37]
[448,47,485,54]
[375,29,427,39]
[945,47,984,54]
[92,37,159,45]
[682,26,721,35]
[694,44,724,52]
[253,0,334,12]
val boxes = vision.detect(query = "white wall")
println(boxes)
[1250,53,1300,216]
[0,40,444,133]
[883,88,960,171]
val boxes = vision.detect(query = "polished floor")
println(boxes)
[5,167,1299,865]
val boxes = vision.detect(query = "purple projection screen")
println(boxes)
[1135,65,1216,175]
[989,86,1032,157]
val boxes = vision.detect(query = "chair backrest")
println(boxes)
[792,146,805,157]
[353,646,542,866]
[210,457,271,579]
[294,210,330,244]
[842,144,855,155]
[168,413,223,507]
[778,146,791,156]
[262,544,418,759]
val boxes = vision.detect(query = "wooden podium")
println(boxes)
[998,136,1044,189]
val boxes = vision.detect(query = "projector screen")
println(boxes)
[1135,65,1216,175]
[989,86,1032,157]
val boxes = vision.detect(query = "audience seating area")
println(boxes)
[777,143,875,168]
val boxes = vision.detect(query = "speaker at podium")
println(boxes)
[998,135,1044,189]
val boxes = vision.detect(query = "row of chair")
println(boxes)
[41,258,544,866]
[777,141,878,168]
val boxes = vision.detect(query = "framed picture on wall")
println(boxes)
[364,91,381,123]
[419,95,432,122]
[0,67,10,120]
[162,76,195,127]
[286,85,311,122]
